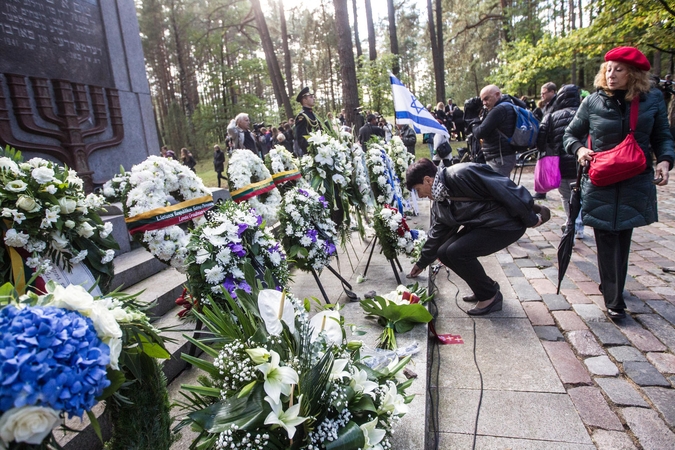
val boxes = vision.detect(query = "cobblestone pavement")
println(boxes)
[438,171,675,449]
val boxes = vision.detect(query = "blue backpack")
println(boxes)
[499,103,539,148]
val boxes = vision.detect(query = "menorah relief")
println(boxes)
[0,73,124,192]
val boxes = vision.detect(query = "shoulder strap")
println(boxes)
[628,96,639,132]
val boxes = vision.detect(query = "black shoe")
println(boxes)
[607,308,626,320]
[463,281,500,302]
[533,192,547,200]
[468,291,503,316]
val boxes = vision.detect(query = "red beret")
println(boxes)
[604,46,651,71]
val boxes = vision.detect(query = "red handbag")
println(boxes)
[588,97,646,186]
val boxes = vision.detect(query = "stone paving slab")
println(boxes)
[622,361,670,387]
[534,325,565,341]
[621,407,675,450]
[435,389,592,444]
[587,321,631,346]
[567,386,623,431]
[553,310,589,331]
[434,432,595,449]
[591,430,638,450]
[646,351,675,373]
[542,293,572,311]
[584,355,619,376]
[642,387,675,428]
[542,341,592,385]
[645,300,675,325]
[595,377,649,407]
[616,316,667,352]
[607,346,648,362]
[567,330,605,356]
[635,313,675,351]
[523,302,555,325]
[433,318,564,393]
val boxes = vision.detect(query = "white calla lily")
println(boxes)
[256,350,298,403]
[360,417,386,450]
[378,380,409,416]
[264,395,308,439]
[258,290,295,335]
[245,348,270,364]
[309,310,342,344]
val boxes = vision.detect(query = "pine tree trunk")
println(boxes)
[333,0,359,127]
[435,0,445,101]
[279,0,294,98]
[569,0,577,84]
[365,0,377,60]
[352,0,363,61]
[387,0,400,75]
[250,0,294,120]
[427,0,443,102]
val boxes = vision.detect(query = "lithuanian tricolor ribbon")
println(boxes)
[271,169,302,186]
[230,177,275,203]
[125,195,214,235]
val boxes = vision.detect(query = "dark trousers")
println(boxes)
[438,226,526,300]
[216,171,224,187]
[594,228,633,310]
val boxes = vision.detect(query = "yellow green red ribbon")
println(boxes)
[230,177,276,203]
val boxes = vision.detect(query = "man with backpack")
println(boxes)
[473,84,538,177]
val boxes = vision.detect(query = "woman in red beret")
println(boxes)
[563,47,674,320]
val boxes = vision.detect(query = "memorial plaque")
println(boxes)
[0,0,113,87]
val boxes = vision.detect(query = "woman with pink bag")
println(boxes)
[563,47,674,320]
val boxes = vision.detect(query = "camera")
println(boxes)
[252,122,266,133]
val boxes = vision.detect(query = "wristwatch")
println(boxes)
[536,213,542,223]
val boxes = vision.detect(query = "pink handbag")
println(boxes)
[534,155,561,193]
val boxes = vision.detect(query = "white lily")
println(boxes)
[309,310,342,344]
[349,367,378,396]
[245,347,270,364]
[256,350,298,403]
[329,358,350,381]
[360,417,386,450]
[258,290,296,335]
[264,395,308,439]
[378,380,409,416]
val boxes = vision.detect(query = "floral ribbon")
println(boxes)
[381,153,404,213]
[125,195,214,235]
[271,169,302,186]
[230,177,276,203]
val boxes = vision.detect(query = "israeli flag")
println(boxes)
[390,74,449,138]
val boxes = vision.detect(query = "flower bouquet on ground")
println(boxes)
[185,201,289,307]
[0,153,119,294]
[174,278,414,449]
[102,155,213,273]
[228,149,282,226]
[301,132,367,243]
[360,284,434,350]
[278,187,337,273]
[0,281,171,449]
[372,205,427,262]
[264,146,304,195]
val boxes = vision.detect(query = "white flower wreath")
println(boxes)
[278,186,337,272]
[365,144,405,209]
[227,149,282,226]
[373,205,427,261]
[265,146,298,177]
[351,145,374,210]
[102,156,211,272]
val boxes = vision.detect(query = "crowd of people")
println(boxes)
[157,46,674,322]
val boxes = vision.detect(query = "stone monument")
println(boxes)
[0,0,158,191]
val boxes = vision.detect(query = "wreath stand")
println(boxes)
[310,263,354,304]
[362,235,403,284]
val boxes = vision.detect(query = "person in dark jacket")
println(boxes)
[398,124,417,155]
[473,85,526,177]
[358,114,385,145]
[406,158,549,316]
[213,145,225,188]
[564,46,675,320]
[181,148,197,172]
[540,81,557,117]
[537,84,583,235]
[294,87,325,156]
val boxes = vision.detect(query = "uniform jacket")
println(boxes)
[473,95,524,160]
[563,88,675,231]
[416,163,539,269]
[295,107,324,154]
[536,85,580,180]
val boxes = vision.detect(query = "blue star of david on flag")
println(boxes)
[390,74,449,138]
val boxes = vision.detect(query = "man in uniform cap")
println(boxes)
[294,87,324,156]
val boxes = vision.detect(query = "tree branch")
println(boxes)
[449,14,504,41]
[646,43,675,55]
[654,0,675,19]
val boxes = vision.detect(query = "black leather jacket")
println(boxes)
[416,163,539,269]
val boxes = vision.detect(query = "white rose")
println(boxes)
[43,185,58,195]
[57,198,77,214]
[15,195,40,213]
[0,406,60,445]
[31,167,55,184]
[100,222,113,239]
[0,157,21,175]
[105,337,122,370]
[64,220,75,229]
[50,231,69,251]
[3,229,29,248]
[89,303,123,340]
[48,284,95,314]
[76,222,95,238]
[5,180,27,192]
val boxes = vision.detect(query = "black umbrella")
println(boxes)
[557,165,585,294]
